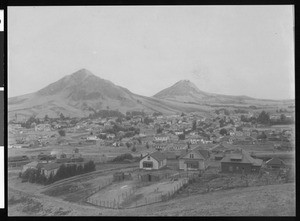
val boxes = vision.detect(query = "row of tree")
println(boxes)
[20,161,96,185]
[241,111,294,125]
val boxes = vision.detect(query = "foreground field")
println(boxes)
[8,182,295,216]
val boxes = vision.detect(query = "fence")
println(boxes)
[86,185,136,209]
[86,176,192,209]
[85,177,113,200]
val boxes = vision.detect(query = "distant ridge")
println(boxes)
[8,69,294,119]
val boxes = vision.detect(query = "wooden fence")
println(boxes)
[85,177,113,200]
[86,176,192,209]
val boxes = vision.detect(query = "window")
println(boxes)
[187,162,198,169]
[143,162,153,168]
[190,154,194,159]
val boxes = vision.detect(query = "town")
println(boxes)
[8,107,295,215]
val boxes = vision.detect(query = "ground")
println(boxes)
[8,183,295,216]
[8,125,295,216]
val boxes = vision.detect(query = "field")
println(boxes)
[8,181,295,216]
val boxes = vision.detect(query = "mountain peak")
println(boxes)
[153,79,207,99]
[70,68,94,79]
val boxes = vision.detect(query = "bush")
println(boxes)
[112,153,133,162]
[58,129,66,137]
[131,147,136,152]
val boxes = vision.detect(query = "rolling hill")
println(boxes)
[8,69,294,120]
[8,69,213,119]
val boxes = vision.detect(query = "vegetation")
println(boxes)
[20,161,96,185]
[88,110,124,119]
[219,128,228,136]
[112,153,133,162]
[58,129,66,137]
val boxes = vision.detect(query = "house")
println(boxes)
[162,151,177,159]
[172,140,188,151]
[153,134,169,142]
[86,136,99,141]
[35,124,52,132]
[179,147,210,171]
[220,149,263,174]
[188,135,201,144]
[21,161,40,173]
[50,150,67,159]
[154,143,170,151]
[265,158,286,169]
[174,131,184,135]
[139,151,167,170]
[107,133,116,139]
[40,163,61,178]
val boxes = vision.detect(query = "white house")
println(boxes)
[179,147,210,171]
[107,133,116,139]
[154,134,169,142]
[140,151,167,170]
[175,131,184,135]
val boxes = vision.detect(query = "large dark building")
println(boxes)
[220,149,262,174]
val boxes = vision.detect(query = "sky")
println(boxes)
[8,6,294,99]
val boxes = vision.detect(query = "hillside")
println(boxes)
[8,69,294,119]
[8,183,295,216]
[153,79,288,106]
[8,69,214,119]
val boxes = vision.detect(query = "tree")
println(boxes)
[77,165,83,174]
[44,115,49,122]
[257,111,270,125]
[219,128,228,136]
[131,147,136,152]
[146,142,150,149]
[126,142,131,148]
[178,134,185,140]
[58,129,66,137]
[257,132,267,139]
[60,113,65,120]
[280,114,286,122]
[156,127,163,134]
[236,126,243,132]
[192,120,197,131]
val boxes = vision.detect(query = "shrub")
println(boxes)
[58,129,66,137]
[112,153,133,162]
[131,147,136,152]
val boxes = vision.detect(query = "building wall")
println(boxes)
[221,162,252,173]
[42,168,59,178]
[179,159,205,171]
[140,156,159,170]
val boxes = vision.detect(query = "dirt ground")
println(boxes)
[8,183,295,216]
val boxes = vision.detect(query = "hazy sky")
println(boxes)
[8,6,294,99]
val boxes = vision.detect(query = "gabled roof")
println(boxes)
[179,147,210,160]
[41,163,61,171]
[147,151,166,162]
[221,149,263,166]
[23,161,39,168]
